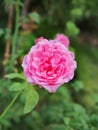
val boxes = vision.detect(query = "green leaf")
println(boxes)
[28,12,40,24]
[0,29,4,36]
[69,47,75,53]
[5,73,25,80]
[9,82,26,91]
[63,117,70,126]
[71,80,84,92]
[91,94,98,102]
[71,8,83,18]
[24,86,39,114]
[13,1,23,7]
[66,21,80,36]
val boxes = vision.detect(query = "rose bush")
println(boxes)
[22,34,77,92]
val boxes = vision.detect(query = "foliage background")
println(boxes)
[0,0,98,130]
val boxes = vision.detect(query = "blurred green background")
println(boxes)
[0,0,98,130]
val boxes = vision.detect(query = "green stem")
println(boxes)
[11,0,20,61]
[0,91,21,120]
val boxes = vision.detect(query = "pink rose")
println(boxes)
[55,34,69,47]
[35,36,44,44]
[22,35,77,92]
